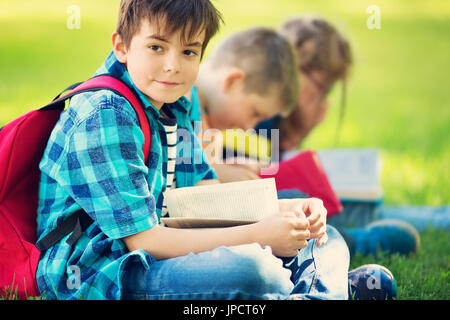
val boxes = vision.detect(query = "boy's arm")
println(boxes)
[49,95,160,240]
[124,198,326,259]
[195,179,220,186]
[123,223,260,260]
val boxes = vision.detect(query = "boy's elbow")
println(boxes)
[123,224,163,253]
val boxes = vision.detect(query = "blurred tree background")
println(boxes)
[0,0,449,206]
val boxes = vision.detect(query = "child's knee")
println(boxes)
[224,243,294,298]
[314,224,350,268]
[326,225,349,253]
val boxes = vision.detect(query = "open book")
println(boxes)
[317,148,384,202]
[161,178,279,228]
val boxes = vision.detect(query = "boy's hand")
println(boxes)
[256,211,310,257]
[278,198,328,246]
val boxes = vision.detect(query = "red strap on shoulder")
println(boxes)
[58,75,151,165]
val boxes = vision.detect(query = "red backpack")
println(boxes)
[0,75,151,299]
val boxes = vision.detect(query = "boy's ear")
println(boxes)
[112,31,128,64]
[222,68,246,93]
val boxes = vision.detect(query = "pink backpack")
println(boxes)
[0,75,150,299]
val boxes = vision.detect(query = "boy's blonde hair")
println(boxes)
[117,0,222,57]
[206,27,300,114]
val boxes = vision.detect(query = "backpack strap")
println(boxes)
[52,82,84,100]
[35,210,92,251]
[35,75,152,252]
[41,74,151,164]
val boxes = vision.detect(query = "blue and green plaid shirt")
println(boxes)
[36,51,216,300]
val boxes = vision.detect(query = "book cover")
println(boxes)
[259,150,343,217]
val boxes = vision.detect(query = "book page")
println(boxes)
[317,149,383,198]
[164,178,279,221]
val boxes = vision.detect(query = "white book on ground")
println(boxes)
[162,178,279,228]
[317,148,383,202]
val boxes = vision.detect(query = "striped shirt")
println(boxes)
[160,108,177,218]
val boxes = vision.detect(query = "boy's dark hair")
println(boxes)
[117,0,223,57]
[207,27,299,114]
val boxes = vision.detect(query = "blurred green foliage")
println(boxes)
[0,0,449,206]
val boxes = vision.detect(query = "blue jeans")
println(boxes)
[121,225,350,300]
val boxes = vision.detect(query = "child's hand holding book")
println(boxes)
[249,197,328,257]
[278,198,328,246]
[163,179,328,257]
[255,210,310,257]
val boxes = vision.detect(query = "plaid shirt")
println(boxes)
[36,51,216,300]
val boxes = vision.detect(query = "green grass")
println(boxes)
[2,227,448,300]
[0,0,449,299]
[350,228,450,300]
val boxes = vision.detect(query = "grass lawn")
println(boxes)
[350,227,449,299]
[0,0,449,299]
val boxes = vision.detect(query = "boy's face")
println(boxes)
[209,82,283,131]
[115,19,205,109]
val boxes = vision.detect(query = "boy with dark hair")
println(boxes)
[36,1,351,300]
[37,0,223,300]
